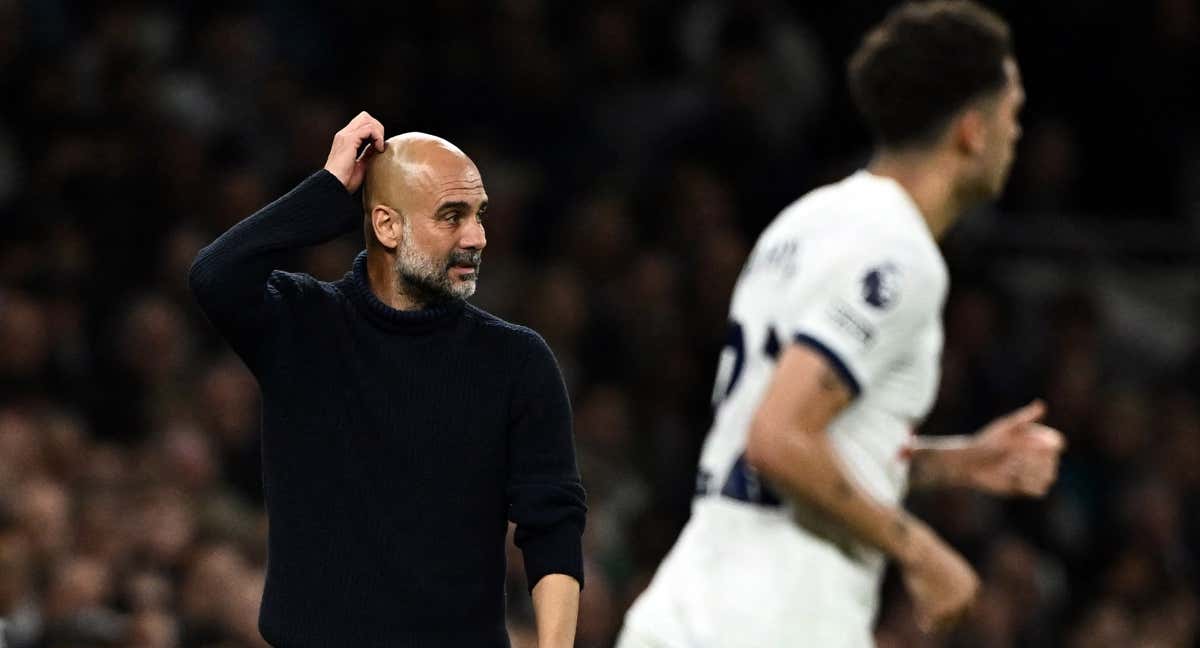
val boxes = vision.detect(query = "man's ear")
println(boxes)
[954,109,987,157]
[371,206,402,250]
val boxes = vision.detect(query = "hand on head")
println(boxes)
[324,111,386,193]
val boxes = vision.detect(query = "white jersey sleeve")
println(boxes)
[783,235,944,397]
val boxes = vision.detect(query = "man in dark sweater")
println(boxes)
[189,111,585,648]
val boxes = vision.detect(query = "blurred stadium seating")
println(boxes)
[0,2,1198,647]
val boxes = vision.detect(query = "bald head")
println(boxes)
[359,132,488,308]
[363,132,480,221]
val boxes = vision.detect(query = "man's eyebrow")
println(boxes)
[435,201,471,212]
[435,200,488,213]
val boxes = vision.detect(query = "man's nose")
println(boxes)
[461,217,487,250]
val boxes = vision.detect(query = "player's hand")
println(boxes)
[899,521,980,635]
[966,399,1065,497]
[324,111,386,193]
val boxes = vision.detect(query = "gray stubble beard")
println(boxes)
[394,217,480,306]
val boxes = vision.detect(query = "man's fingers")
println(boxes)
[347,110,375,129]
[1035,455,1059,491]
[372,124,385,151]
[1015,455,1058,496]
[349,121,385,153]
[356,143,378,163]
[1020,472,1048,496]
[350,121,377,144]
[341,113,385,150]
[1028,425,1065,452]
[356,118,384,151]
[1004,399,1046,429]
[1012,399,1046,425]
[325,111,384,191]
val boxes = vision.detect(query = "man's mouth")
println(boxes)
[450,264,479,277]
[448,252,482,278]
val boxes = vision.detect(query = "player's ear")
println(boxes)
[371,205,402,250]
[954,109,988,157]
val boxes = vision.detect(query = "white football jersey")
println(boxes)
[621,170,948,647]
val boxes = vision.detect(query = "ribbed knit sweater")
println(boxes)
[188,170,586,648]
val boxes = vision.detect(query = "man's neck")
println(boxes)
[867,150,969,240]
[366,252,425,311]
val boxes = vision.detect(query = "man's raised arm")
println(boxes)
[188,112,384,367]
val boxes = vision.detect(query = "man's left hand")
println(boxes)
[965,399,1065,497]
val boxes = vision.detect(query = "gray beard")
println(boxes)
[394,220,480,308]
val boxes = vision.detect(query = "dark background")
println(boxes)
[1,1,1198,646]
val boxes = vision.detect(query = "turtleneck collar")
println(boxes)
[339,250,465,333]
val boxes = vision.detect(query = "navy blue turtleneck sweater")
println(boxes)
[188,170,586,648]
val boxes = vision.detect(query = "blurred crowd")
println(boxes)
[1,1,1199,647]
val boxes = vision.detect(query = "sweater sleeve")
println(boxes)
[188,170,360,372]
[507,332,587,591]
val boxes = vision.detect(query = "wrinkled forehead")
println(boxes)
[404,154,487,211]
[430,160,486,205]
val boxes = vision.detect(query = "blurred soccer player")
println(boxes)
[618,2,1064,646]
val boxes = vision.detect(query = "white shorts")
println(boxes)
[619,497,883,648]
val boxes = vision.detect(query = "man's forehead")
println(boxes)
[430,166,487,205]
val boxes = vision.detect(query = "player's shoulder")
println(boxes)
[778,172,943,269]
[776,171,919,234]
[755,172,946,313]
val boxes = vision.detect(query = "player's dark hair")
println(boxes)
[848,0,1012,149]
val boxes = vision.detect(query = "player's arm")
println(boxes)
[530,573,580,648]
[908,400,1065,495]
[188,111,383,366]
[744,344,977,633]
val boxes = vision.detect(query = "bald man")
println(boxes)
[189,111,585,648]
